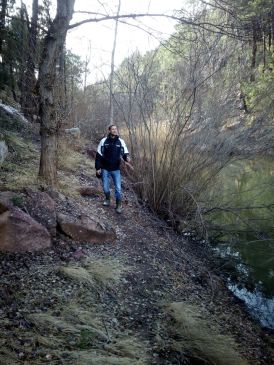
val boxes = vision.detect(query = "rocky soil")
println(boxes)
[0,138,273,364]
[0,166,274,365]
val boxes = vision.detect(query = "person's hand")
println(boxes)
[96,169,101,175]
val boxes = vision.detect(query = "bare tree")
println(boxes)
[38,0,75,185]
[20,0,39,121]
[0,0,7,56]
[109,0,121,125]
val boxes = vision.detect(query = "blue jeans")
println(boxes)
[101,169,122,201]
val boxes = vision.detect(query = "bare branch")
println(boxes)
[68,12,250,40]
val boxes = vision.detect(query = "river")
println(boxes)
[206,157,274,329]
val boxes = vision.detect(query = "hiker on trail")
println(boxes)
[95,125,131,214]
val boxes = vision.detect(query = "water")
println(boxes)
[206,157,274,329]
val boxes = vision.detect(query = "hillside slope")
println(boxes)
[0,126,273,365]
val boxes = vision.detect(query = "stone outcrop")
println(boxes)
[25,189,57,236]
[0,206,51,252]
[57,213,116,244]
[0,102,29,131]
[0,201,8,214]
[0,191,19,210]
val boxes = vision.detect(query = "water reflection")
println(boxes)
[206,157,274,328]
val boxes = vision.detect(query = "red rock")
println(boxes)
[0,207,51,252]
[0,202,8,214]
[57,213,116,244]
[25,189,57,236]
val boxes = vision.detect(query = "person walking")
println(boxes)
[95,125,131,214]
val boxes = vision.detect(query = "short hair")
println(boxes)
[108,124,117,130]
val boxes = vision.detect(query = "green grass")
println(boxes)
[0,131,39,191]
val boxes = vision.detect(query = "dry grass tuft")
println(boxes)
[58,136,93,174]
[59,347,147,365]
[57,136,94,197]
[27,300,148,365]
[0,132,39,190]
[166,301,249,365]
[21,254,147,364]
[57,172,81,197]
[0,348,20,365]
[59,257,125,288]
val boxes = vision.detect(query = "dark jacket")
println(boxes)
[95,135,129,171]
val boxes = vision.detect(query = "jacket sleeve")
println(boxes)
[95,152,102,170]
[95,139,104,170]
[120,139,130,161]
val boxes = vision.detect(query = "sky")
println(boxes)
[15,0,189,84]
[66,0,188,83]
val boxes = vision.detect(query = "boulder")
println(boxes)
[0,140,8,165]
[64,127,80,138]
[0,207,51,252]
[57,213,116,244]
[0,201,8,214]
[0,191,16,210]
[25,189,57,236]
[0,191,25,209]
[0,102,29,131]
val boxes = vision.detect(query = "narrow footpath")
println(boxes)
[0,165,273,365]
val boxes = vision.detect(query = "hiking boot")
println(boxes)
[103,199,110,206]
[103,194,110,206]
[115,200,122,214]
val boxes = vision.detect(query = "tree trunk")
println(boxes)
[38,0,75,186]
[0,0,8,90]
[272,4,274,49]
[263,32,266,72]
[250,24,257,81]
[0,0,7,56]
[109,0,121,125]
[21,0,39,121]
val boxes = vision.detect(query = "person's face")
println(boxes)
[109,126,118,136]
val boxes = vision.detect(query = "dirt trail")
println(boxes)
[0,167,273,365]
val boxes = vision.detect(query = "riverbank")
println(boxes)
[0,166,274,364]
[0,125,274,364]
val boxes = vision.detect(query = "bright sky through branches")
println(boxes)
[67,0,186,84]
[15,0,188,84]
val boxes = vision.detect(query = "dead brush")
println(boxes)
[22,257,149,365]
[58,257,125,289]
[165,301,249,365]
[123,119,232,230]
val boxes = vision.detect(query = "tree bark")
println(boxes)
[21,0,39,121]
[38,0,75,186]
[109,0,121,125]
[272,4,274,49]
[0,0,7,56]
[250,23,257,81]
